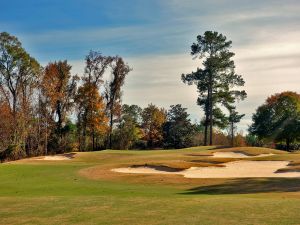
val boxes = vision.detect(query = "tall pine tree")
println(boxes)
[182,31,246,145]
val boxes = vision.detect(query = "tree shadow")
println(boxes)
[62,153,76,159]
[181,178,300,195]
[212,145,231,150]
[131,164,183,172]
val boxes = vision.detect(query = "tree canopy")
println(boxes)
[250,91,300,151]
[163,104,196,149]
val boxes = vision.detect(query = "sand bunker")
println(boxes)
[34,155,72,161]
[112,161,300,178]
[211,152,274,158]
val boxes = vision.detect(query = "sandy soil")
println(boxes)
[211,152,274,158]
[112,160,300,178]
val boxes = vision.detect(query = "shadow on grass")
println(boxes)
[131,164,183,172]
[181,178,300,195]
[62,153,76,159]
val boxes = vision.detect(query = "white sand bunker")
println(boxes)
[112,161,300,178]
[34,155,72,161]
[211,152,274,158]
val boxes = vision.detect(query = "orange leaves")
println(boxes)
[0,102,14,147]
[141,104,167,146]
[42,61,73,109]
[41,61,78,136]
[266,91,300,106]
[76,82,109,136]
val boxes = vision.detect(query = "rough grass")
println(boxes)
[1,146,300,225]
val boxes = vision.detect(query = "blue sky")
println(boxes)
[1,0,300,132]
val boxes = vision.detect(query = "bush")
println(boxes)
[0,145,26,162]
[133,140,147,150]
[275,143,300,152]
[245,134,264,147]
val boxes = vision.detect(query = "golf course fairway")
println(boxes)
[1,146,300,225]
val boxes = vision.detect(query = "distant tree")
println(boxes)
[112,104,142,149]
[249,91,300,151]
[227,107,245,147]
[233,132,246,147]
[61,119,78,152]
[141,104,166,148]
[163,104,196,148]
[105,56,131,149]
[245,134,263,147]
[190,122,205,146]
[182,31,246,146]
[83,50,114,86]
[76,82,108,151]
[0,101,14,154]
[212,130,230,146]
[41,61,78,151]
[76,51,113,151]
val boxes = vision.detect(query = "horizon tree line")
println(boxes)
[3,30,298,162]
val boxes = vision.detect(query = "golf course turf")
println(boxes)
[1,146,300,225]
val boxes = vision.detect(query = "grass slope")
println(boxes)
[1,147,300,225]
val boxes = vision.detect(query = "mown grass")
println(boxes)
[1,146,300,225]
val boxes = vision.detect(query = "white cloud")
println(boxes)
[28,0,300,133]
[69,35,300,133]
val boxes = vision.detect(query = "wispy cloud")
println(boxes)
[3,0,300,132]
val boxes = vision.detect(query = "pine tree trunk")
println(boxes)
[204,121,208,146]
[286,138,290,151]
[12,93,18,145]
[92,130,95,151]
[82,125,86,151]
[45,119,48,155]
[208,72,213,146]
[203,89,209,146]
[109,101,114,149]
[56,101,63,146]
[231,121,234,147]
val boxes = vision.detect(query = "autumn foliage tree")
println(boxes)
[105,56,131,149]
[112,104,142,149]
[141,104,166,148]
[250,91,300,151]
[76,83,108,151]
[41,61,77,151]
[0,102,14,157]
[0,32,41,158]
[75,51,113,151]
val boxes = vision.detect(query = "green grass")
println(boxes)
[1,147,300,225]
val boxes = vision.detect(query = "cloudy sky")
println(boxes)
[1,0,300,132]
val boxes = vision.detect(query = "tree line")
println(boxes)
[0,32,198,161]
[0,31,250,161]
[0,31,134,160]
[1,30,298,162]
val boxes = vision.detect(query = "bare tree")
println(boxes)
[105,56,131,149]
